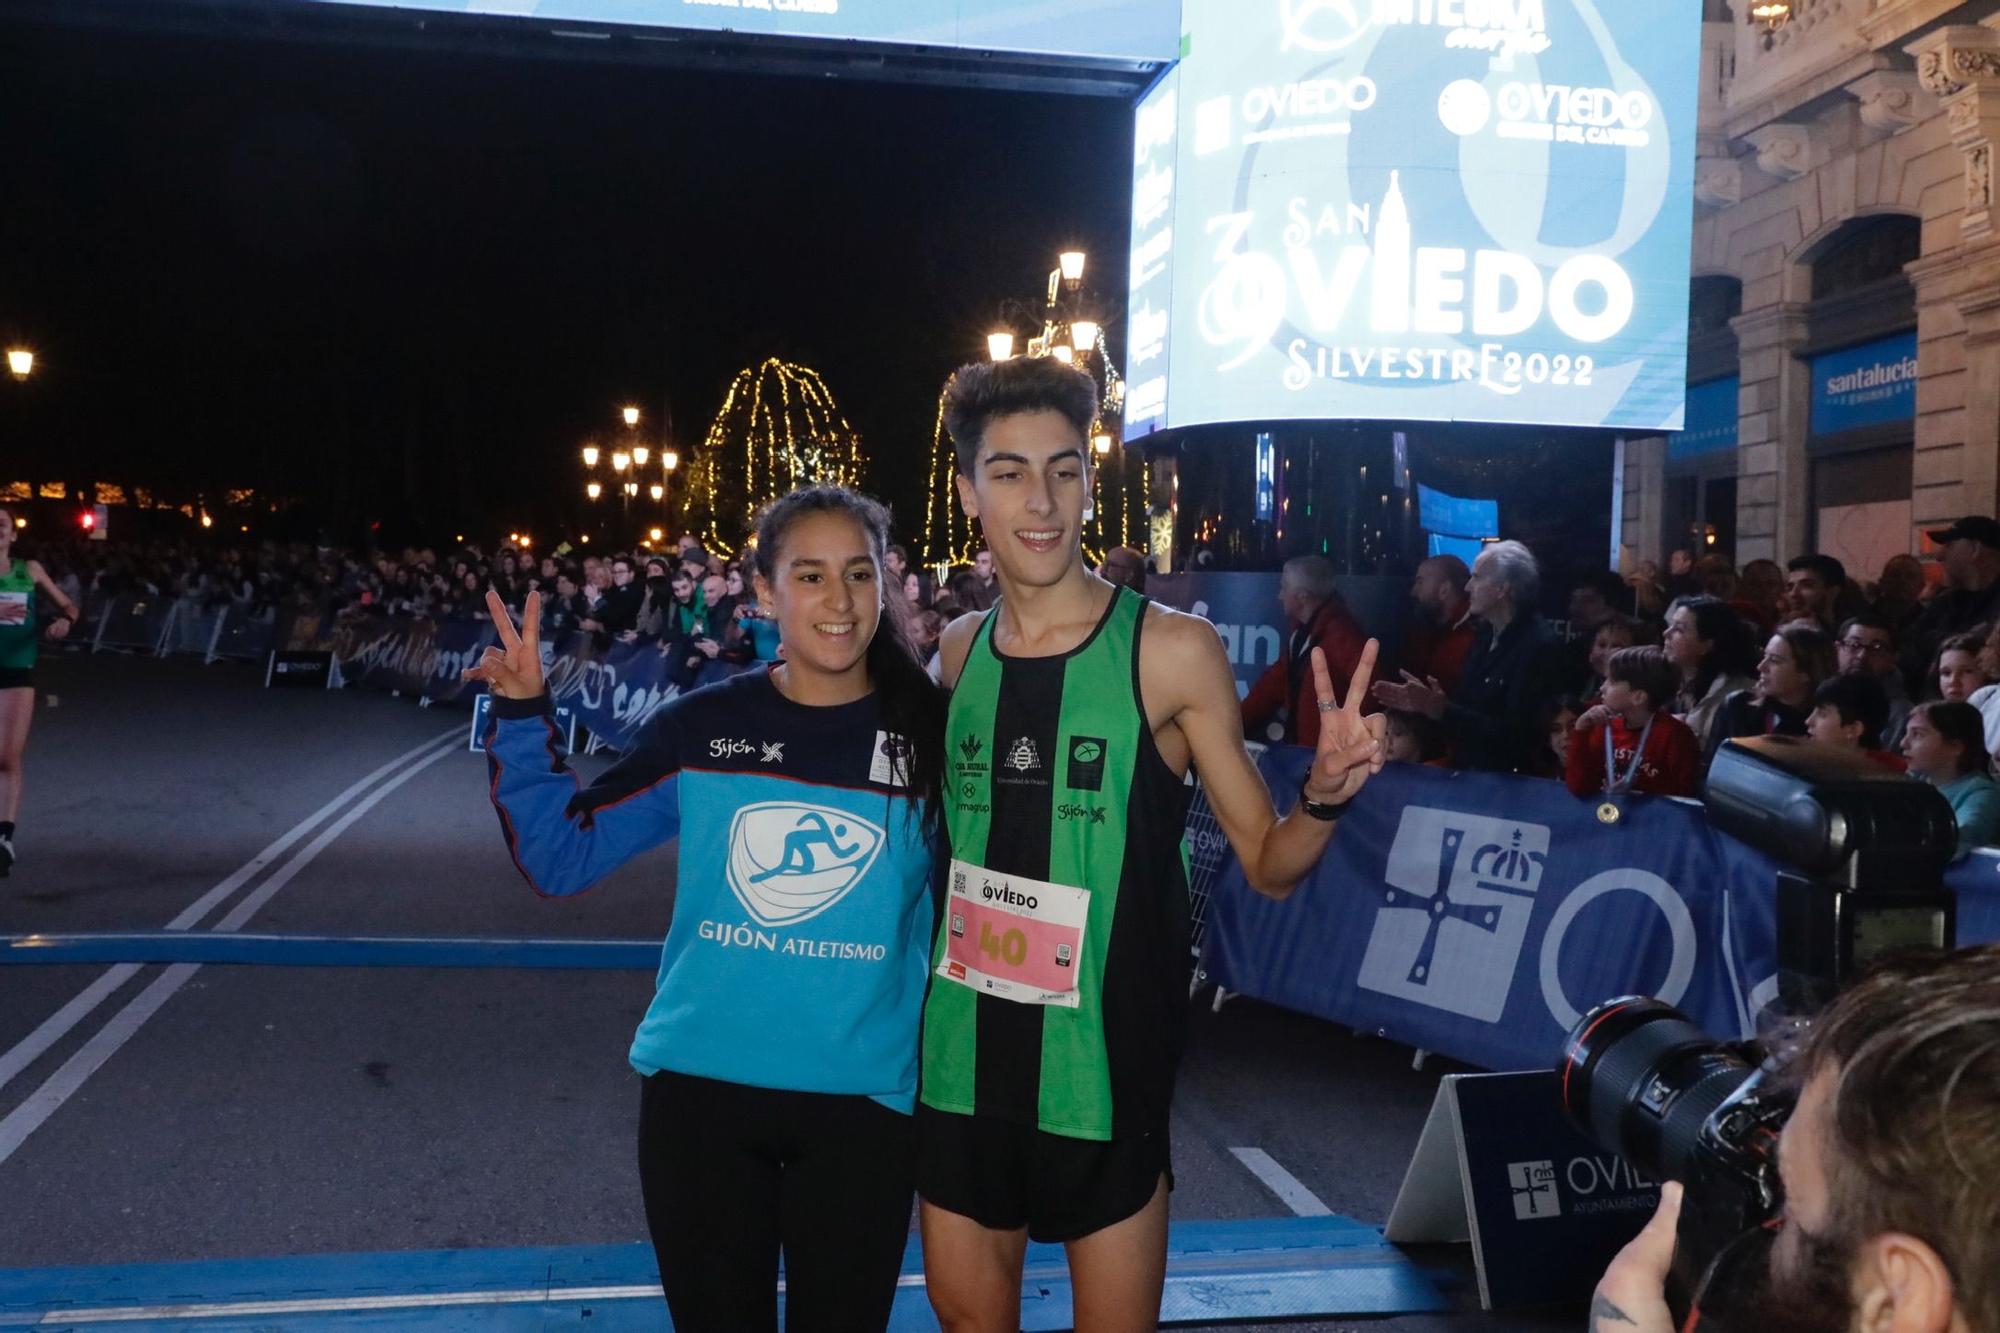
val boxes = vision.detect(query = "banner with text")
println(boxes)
[1204,751,2000,1071]
[288,614,750,751]
[1126,0,1700,437]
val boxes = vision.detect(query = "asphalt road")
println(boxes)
[0,651,1575,1333]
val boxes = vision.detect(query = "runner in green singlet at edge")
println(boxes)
[915,359,1388,1332]
[0,506,84,877]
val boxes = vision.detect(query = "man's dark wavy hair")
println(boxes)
[941,358,1099,474]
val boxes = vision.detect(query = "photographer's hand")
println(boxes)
[1590,1181,1681,1333]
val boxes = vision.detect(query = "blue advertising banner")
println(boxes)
[1204,751,2000,1072]
[1205,753,1784,1073]
[1810,331,1918,436]
[298,615,754,752]
[301,0,1180,60]
[1126,1,1701,437]
[1149,571,1410,698]
[1417,484,1498,539]
[1668,375,1738,461]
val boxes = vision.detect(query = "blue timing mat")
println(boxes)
[0,1218,1446,1330]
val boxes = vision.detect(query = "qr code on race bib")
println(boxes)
[953,869,967,894]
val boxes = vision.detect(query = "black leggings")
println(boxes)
[637,1069,917,1333]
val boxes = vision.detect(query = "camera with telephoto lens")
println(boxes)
[1560,997,1790,1322]
[1556,738,1957,1325]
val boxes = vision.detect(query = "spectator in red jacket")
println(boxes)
[1241,554,1368,748]
[1565,645,1699,799]
[1402,554,1476,696]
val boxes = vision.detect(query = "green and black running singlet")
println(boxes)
[0,560,37,675]
[921,586,1192,1141]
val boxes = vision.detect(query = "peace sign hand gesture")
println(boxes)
[462,588,546,700]
[1303,640,1387,807]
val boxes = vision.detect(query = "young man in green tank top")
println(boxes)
[915,359,1387,1332]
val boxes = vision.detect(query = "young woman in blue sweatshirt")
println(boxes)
[472,486,945,1332]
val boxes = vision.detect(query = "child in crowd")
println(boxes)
[1381,709,1449,767]
[1902,700,2000,859]
[1806,673,1905,771]
[1565,646,1699,800]
[1580,616,1642,703]
[1533,695,1583,780]
[1936,630,1992,704]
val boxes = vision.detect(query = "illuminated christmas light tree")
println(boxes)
[680,358,865,554]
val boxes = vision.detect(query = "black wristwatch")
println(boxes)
[1298,778,1350,822]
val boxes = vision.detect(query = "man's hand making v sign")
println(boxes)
[1303,640,1388,806]
[463,588,546,700]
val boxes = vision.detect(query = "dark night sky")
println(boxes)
[0,13,1135,547]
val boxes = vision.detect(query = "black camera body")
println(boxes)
[1559,737,1957,1324]
[1706,737,1955,1008]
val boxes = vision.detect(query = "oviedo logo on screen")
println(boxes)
[1282,0,1551,55]
[1186,0,1661,400]
[1201,171,1634,384]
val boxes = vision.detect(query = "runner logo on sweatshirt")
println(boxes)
[726,802,886,928]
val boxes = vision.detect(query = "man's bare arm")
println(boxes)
[935,609,987,692]
[1158,613,1383,899]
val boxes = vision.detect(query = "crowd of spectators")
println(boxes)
[1241,516,2000,857]
[33,515,2000,852]
[24,528,1156,690]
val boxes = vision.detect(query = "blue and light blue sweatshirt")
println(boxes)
[484,669,937,1111]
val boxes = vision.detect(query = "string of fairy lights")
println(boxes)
[678,357,865,555]
[921,250,1147,565]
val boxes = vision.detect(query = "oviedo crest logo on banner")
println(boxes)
[726,802,885,928]
[1359,806,1549,1022]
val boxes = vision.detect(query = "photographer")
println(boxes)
[1593,943,2000,1333]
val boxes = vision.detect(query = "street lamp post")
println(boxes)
[974,248,1140,556]
[6,349,33,381]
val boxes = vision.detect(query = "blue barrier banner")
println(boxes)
[1810,331,1917,436]
[296,615,753,750]
[1149,572,1411,700]
[328,618,498,703]
[1204,752,1785,1072]
[1205,751,2000,1071]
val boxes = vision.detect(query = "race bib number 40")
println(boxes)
[939,858,1090,1009]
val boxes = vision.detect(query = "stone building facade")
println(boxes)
[1621,0,2000,584]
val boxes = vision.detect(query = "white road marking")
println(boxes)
[0,727,463,1101]
[0,733,462,1167]
[1230,1146,1334,1217]
[19,1274,938,1324]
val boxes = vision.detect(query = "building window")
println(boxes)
[1809,216,1921,301]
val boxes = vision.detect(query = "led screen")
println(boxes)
[300,0,1181,61]
[1126,0,1700,436]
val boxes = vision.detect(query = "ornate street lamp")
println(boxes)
[1748,1,1791,48]
[987,331,1016,361]
[6,349,32,381]
[581,444,600,468]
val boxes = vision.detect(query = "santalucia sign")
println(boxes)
[1124,0,1700,436]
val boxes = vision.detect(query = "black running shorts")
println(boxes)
[914,1102,1172,1243]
